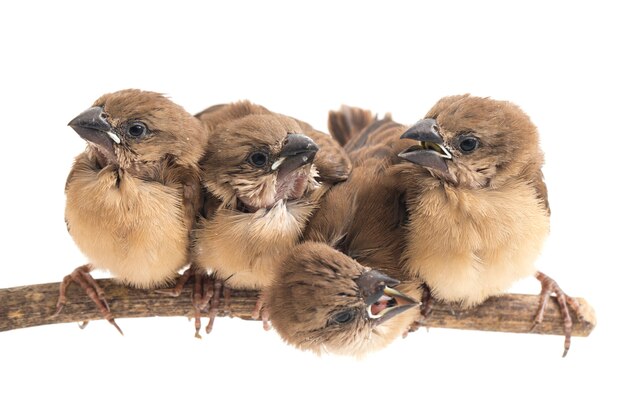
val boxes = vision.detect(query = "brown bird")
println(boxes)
[265,108,421,357]
[193,101,352,332]
[396,94,581,355]
[58,89,208,332]
[267,242,419,357]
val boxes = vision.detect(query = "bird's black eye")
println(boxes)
[127,122,147,138]
[331,310,356,325]
[458,135,479,153]
[247,151,269,168]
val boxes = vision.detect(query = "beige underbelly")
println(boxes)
[65,169,189,288]
[194,201,315,289]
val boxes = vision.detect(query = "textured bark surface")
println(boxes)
[0,278,596,336]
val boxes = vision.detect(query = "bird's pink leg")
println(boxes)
[53,264,123,335]
[205,276,222,334]
[251,293,271,331]
[192,271,212,338]
[157,266,212,338]
[531,271,583,357]
[155,269,193,297]
[260,307,271,331]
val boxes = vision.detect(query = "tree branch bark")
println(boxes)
[0,278,596,337]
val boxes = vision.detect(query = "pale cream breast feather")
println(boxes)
[403,179,550,307]
[194,199,317,289]
[65,161,189,288]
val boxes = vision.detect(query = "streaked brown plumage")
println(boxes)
[193,101,352,331]
[58,89,207,331]
[265,108,421,357]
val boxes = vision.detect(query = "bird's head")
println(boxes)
[68,89,207,175]
[398,94,542,189]
[202,114,320,212]
[267,242,419,357]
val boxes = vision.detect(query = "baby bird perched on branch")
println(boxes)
[193,101,352,333]
[58,89,207,332]
[265,108,422,357]
[396,94,580,355]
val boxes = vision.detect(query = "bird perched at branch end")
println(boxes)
[396,94,581,355]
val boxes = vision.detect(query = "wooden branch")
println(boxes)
[0,278,596,337]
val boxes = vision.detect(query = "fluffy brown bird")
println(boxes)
[193,101,352,332]
[396,94,580,355]
[267,242,418,356]
[58,89,207,332]
[265,109,421,357]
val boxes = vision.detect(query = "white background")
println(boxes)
[1,1,622,416]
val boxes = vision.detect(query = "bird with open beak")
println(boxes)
[265,108,421,357]
[396,94,581,356]
[58,89,208,333]
[192,101,352,334]
[267,242,419,356]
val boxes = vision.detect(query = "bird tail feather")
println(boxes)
[328,105,376,147]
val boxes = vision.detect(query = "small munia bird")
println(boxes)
[265,108,421,357]
[267,241,419,356]
[193,101,352,332]
[396,94,580,355]
[58,89,208,332]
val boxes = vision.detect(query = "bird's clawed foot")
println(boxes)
[155,269,194,298]
[191,270,212,338]
[251,294,271,331]
[156,266,214,338]
[165,273,231,336]
[204,276,232,335]
[531,270,583,357]
[53,264,123,335]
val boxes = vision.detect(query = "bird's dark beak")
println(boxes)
[357,270,419,326]
[272,134,319,180]
[398,118,451,173]
[68,106,119,158]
